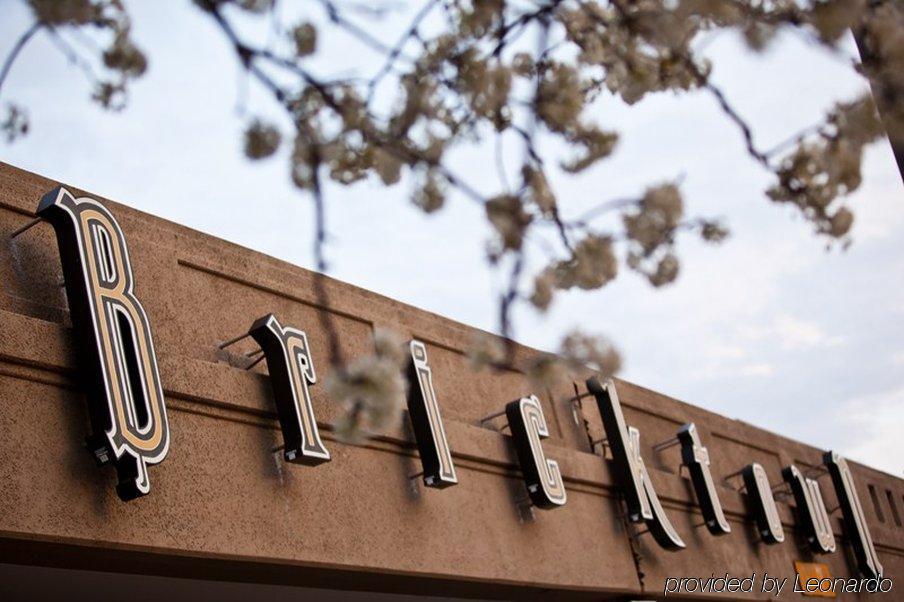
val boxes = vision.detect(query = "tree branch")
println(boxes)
[0,22,41,100]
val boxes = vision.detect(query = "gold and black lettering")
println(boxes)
[406,341,456,487]
[506,395,567,509]
[677,423,731,535]
[783,464,836,554]
[742,462,785,544]
[38,187,169,501]
[824,452,882,578]
[587,377,686,550]
[249,314,330,465]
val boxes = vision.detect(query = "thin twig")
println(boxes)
[499,250,525,359]
[311,152,346,368]
[44,26,101,86]
[367,0,437,102]
[702,81,769,167]
[317,0,403,56]
[570,197,639,227]
[0,22,41,100]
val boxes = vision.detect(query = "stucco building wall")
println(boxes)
[0,162,901,600]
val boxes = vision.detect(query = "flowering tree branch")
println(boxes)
[2,0,900,442]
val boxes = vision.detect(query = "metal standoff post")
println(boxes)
[479,408,507,424]
[770,480,792,500]
[590,437,609,452]
[568,392,591,407]
[513,492,534,510]
[652,436,680,453]
[217,330,264,369]
[9,217,42,239]
[218,332,251,349]
[479,408,511,431]
[245,354,265,370]
[514,493,536,523]
[631,527,651,539]
[723,467,744,479]
[722,467,747,491]
[803,465,829,480]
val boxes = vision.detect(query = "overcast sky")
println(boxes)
[1,1,902,476]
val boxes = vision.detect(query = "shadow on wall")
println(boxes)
[0,563,492,602]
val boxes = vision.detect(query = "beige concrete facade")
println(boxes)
[0,162,901,600]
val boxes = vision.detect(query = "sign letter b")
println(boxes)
[39,187,170,501]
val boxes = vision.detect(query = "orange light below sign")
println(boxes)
[794,562,836,598]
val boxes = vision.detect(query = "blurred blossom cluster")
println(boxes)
[2,0,901,441]
[22,0,146,112]
[768,97,884,239]
[469,329,620,389]
[326,330,408,443]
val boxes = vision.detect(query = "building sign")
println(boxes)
[249,314,330,465]
[37,187,170,501]
[586,377,685,550]
[33,188,889,579]
[742,462,785,544]
[824,452,883,579]
[793,562,836,598]
[677,423,731,536]
[505,395,567,508]
[406,341,457,488]
[784,465,836,554]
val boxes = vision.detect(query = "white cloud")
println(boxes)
[705,342,747,361]
[773,314,845,350]
[0,2,902,476]
[835,386,904,477]
[687,357,775,381]
[739,313,844,351]
[738,363,775,377]
[682,313,837,383]
[850,146,904,242]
